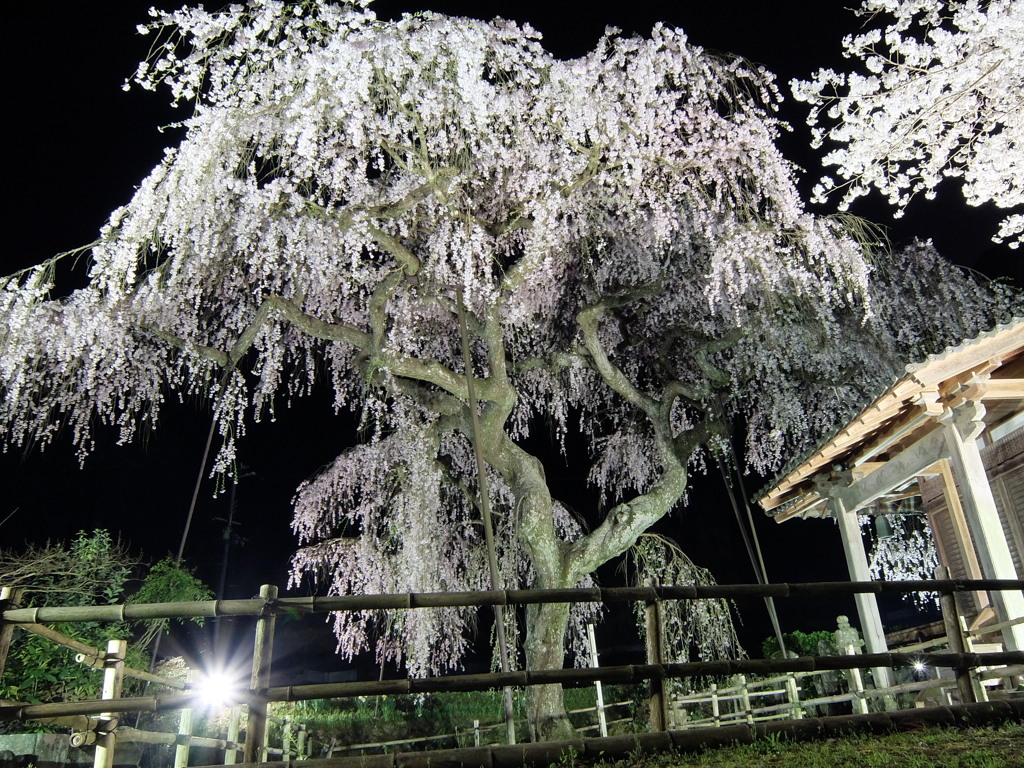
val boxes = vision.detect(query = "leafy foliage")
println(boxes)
[761,630,836,660]
[793,0,1024,248]
[0,530,210,707]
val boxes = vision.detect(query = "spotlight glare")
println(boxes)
[912,660,927,673]
[197,670,236,709]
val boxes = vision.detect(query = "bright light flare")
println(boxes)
[912,660,927,674]
[197,670,238,709]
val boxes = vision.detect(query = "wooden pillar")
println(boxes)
[94,639,127,768]
[244,584,277,764]
[831,499,895,689]
[941,403,1024,651]
[644,581,668,732]
[0,587,24,681]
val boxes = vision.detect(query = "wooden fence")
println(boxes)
[2,579,1022,765]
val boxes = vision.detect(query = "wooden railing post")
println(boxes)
[296,724,307,760]
[936,566,977,704]
[244,584,278,764]
[710,683,720,727]
[0,587,24,681]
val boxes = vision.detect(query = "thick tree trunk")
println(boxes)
[524,600,577,742]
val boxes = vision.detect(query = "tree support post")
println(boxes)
[644,582,668,731]
[174,691,194,768]
[244,584,278,764]
[225,705,242,764]
[0,586,23,681]
[93,639,127,768]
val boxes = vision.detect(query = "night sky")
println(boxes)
[2,1,1018,667]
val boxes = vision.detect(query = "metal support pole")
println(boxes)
[244,584,277,763]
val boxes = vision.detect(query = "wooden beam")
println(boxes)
[834,428,948,514]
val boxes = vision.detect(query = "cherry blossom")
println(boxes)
[1,1,1017,739]
[793,0,1024,248]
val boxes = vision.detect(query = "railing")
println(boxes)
[2,578,1022,766]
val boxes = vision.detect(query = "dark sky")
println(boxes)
[2,1,1017,660]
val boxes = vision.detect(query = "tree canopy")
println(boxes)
[1,1,1019,738]
[793,0,1024,248]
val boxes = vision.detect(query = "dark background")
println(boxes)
[2,1,1018,676]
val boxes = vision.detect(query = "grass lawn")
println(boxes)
[578,722,1023,768]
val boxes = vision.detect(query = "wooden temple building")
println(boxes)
[757,319,1024,669]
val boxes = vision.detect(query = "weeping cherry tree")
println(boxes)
[1,1,1018,738]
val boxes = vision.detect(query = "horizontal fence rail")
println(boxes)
[4,651,1021,723]
[3,579,1022,625]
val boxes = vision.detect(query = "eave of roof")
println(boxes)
[757,318,1024,520]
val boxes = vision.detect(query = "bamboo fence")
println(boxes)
[2,578,1022,766]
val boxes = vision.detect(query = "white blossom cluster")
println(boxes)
[860,510,940,611]
[0,1,1016,687]
[793,0,1024,247]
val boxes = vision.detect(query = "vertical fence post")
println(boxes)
[174,671,194,768]
[586,623,608,737]
[737,675,753,725]
[644,579,668,731]
[225,705,242,765]
[297,724,307,760]
[785,672,803,719]
[93,639,126,768]
[935,566,977,705]
[244,584,278,764]
[847,664,868,714]
[282,716,293,760]
[473,719,481,748]
[0,587,24,682]
[710,683,720,727]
